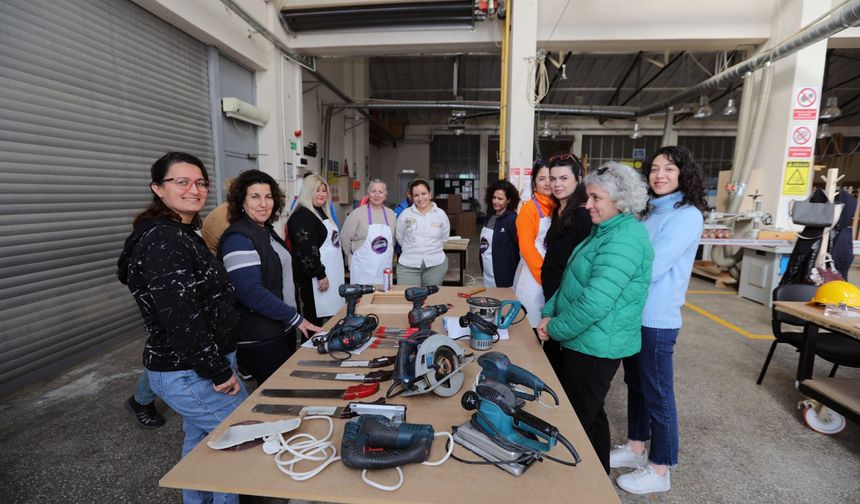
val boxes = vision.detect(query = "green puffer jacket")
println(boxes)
[541,213,653,359]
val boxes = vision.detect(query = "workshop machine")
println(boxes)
[341,414,435,470]
[477,352,559,404]
[459,297,523,350]
[312,284,378,354]
[454,381,581,476]
[386,302,475,398]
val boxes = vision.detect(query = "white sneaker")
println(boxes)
[616,465,671,495]
[609,444,647,469]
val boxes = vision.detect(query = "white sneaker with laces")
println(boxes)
[616,465,671,495]
[609,444,647,469]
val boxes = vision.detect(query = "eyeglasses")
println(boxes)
[161,177,211,191]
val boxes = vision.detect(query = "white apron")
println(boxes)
[312,218,346,318]
[349,205,394,285]
[512,198,551,327]
[480,220,496,288]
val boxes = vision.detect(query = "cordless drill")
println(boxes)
[477,351,560,404]
[339,284,376,327]
[313,284,377,354]
[404,285,439,310]
[408,304,449,331]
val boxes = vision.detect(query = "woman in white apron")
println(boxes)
[513,162,554,327]
[287,174,345,325]
[340,179,396,285]
[480,180,521,288]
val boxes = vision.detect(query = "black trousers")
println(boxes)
[236,329,298,384]
[560,348,621,474]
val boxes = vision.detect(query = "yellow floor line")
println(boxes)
[684,301,774,340]
[686,290,736,295]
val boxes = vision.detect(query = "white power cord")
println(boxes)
[360,431,454,492]
[527,54,550,107]
[267,415,341,481]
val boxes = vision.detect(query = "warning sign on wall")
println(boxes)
[791,86,820,121]
[782,160,810,195]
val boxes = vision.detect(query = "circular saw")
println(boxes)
[386,333,475,398]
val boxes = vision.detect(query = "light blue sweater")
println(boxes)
[641,191,704,329]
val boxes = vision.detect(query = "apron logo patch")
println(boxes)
[331,230,340,248]
[480,236,490,254]
[371,236,389,254]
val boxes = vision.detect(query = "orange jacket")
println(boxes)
[515,192,555,284]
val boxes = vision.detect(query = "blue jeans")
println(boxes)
[622,327,679,466]
[133,371,157,405]
[147,352,248,504]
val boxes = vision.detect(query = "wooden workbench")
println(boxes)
[773,301,860,424]
[160,287,621,504]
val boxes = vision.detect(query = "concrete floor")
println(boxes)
[1,249,859,503]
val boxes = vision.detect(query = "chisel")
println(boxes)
[289,369,393,383]
[260,382,379,399]
[297,355,396,368]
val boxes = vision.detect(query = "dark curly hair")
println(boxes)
[642,146,708,215]
[226,169,286,226]
[134,152,209,229]
[484,180,520,214]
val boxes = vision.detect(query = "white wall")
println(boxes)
[369,125,432,205]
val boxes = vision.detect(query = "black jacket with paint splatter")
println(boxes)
[117,218,239,385]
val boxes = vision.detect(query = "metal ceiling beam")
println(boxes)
[637,0,860,117]
[606,52,643,106]
[327,100,637,118]
[620,51,686,107]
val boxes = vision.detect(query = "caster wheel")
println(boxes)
[802,405,846,435]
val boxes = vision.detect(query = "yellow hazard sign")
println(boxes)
[782,161,810,195]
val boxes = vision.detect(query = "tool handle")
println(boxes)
[362,370,393,383]
[341,415,433,469]
[341,383,379,399]
[367,355,396,368]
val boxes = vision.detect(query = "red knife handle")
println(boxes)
[342,383,379,399]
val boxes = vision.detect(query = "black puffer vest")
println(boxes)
[219,216,289,342]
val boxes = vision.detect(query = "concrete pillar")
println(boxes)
[504,0,538,199]
[752,0,830,229]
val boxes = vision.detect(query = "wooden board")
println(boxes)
[159,287,621,504]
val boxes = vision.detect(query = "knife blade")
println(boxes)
[297,355,396,368]
[289,369,393,383]
[251,398,387,417]
[260,382,379,399]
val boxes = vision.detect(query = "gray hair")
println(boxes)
[583,162,649,215]
[367,178,387,193]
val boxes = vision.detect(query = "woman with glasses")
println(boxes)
[396,178,450,286]
[341,179,397,285]
[537,162,653,475]
[217,170,322,384]
[541,153,591,378]
[480,180,520,288]
[514,160,555,327]
[287,174,346,326]
[117,152,245,504]
[611,147,707,495]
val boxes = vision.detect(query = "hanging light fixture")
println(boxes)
[450,109,467,119]
[454,126,465,136]
[817,123,831,139]
[538,120,553,138]
[693,96,713,119]
[820,97,841,119]
[630,122,643,139]
[721,97,738,116]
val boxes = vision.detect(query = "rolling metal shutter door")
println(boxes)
[0,0,215,395]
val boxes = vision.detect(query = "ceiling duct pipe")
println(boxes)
[328,101,637,118]
[636,0,860,117]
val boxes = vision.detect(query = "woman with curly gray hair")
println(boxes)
[537,161,654,474]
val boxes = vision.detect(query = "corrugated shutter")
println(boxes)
[0,0,216,395]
